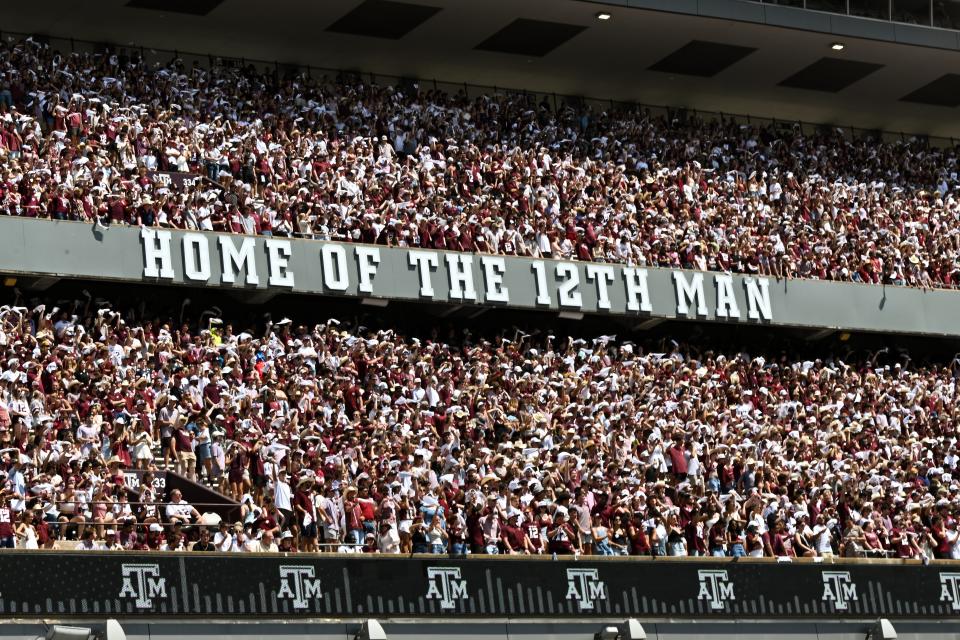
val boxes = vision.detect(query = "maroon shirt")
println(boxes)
[501,524,525,551]
[0,506,14,538]
[668,445,688,475]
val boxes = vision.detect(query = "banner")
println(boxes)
[147,171,210,192]
[0,553,956,619]
[2,218,960,336]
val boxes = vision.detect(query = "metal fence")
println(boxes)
[754,0,960,30]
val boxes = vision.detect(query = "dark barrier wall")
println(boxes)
[1,553,958,619]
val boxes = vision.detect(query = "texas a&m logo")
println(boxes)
[697,570,735,610]
[821,571,858,610]
[939,573,960,611]
[565,568,607,610]
[425,567,468,610]
[277,565,323,609]
[119,563,167,608]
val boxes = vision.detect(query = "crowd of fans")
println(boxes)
[2,38,960,289]
[0,295,958,559]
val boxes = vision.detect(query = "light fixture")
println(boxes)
[355,619,387,640]
[595,626,621,640]
[596,11,612,20]
[870,618,897,640]
[557,311,584,321]
[831,42,845,50]
[360,297,389,307]
[625,619,646,640]
[45,626,91,640]
[104,619,127,640]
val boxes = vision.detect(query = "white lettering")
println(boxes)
[265,239,295,288]
[481,256,509,303]
[355,247,381,294]
[141,228,174,279]
[940,573,960,611]
[556,263,583,308]
[585,265,615,310]
[565,568,607,610]
[714,274,741,318]
[697,570,735,611]
[821,571,858,611]
[622,268,653,313]
[445,254,477,301]
[425,567,468,610]
[409,251,440,298]
[744,277,773,321]
[119,563,167,609]
[278,565,322,610]
[321,244,349,291]
[530,261,551,306]
[673,271,707,316]
[181,233,210,281]
[219,236,259,285]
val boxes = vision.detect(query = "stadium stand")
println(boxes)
[1,37,960,290]
[5,2,960,637]
[0,293,957,560]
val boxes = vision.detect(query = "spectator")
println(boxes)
[278,530,296,553]
[252,530,278,553]
[165,489,200,525]
[16,508,38,549]
[193,527,216,551]
[0,294,956,558]
[0,492,14,548]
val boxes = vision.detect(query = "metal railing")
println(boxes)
[0,29,956,149]
[752,0,960,30]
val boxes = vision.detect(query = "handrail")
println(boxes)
[49,501,244,508]
[0,547,954,562]
[746,0,949,31]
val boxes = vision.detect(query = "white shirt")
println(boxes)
[949,528,960,560]
[165,499,195,521]
[274,479,292,511]
[813,525,833,553]
[213,531,234,552]
[378,527,400,553]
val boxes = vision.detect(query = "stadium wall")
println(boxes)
[0,552,956,619]
[0,619,956,640]
[2,218,960,337]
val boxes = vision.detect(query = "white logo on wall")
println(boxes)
[425,567,468,610]
[939,573,960,611]
[821,571,858,610]
[565,568,607,610]
[277,565,323,609]
[697,570,735,610]
[119,563,167,608]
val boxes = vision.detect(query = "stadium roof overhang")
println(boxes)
[5,0,960,138]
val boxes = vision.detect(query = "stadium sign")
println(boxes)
[140,228,774,322]
[4,218,960,336]
[0,553,955,619]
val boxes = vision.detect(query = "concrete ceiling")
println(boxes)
[5,0,960,138]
